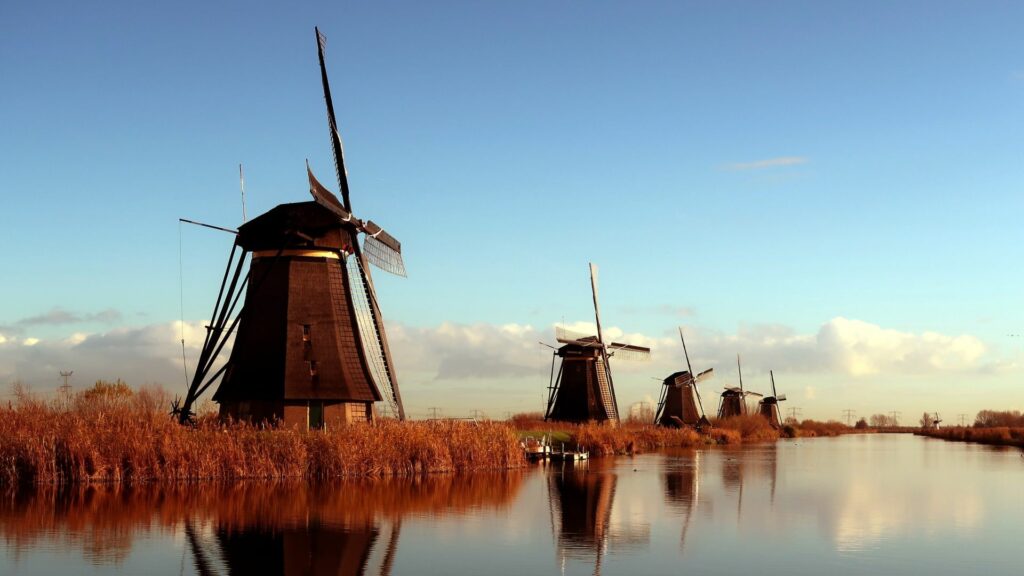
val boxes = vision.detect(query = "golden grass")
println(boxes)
[712,414,780,442]
[0,388,525,485]
[508,414,743,456]
[916,426,1024,447]
[783,419,854,438]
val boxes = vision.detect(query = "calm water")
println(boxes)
[2,434,1022,575]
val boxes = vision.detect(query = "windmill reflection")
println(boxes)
[547,462,648,575]
[185,516,398,576]
[0,473,522,574]
[720,443,779,523]
[180,474,521,576]
[661,449,700,551]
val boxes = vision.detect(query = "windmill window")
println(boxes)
[308,360,318,376]
[301,324,312,342]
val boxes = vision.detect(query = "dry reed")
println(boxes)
[916,426,1024,447]
[712,414,780,442]
[0,388,525,485]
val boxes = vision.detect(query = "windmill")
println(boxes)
[933,412,943,429]
[544,263,651,424]
[173,27,406,427]
[756,370,787,428]
[717,354,761,419]
[654,327,713,430]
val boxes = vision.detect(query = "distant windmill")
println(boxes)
[544,263,651,424]
[654,327,713,430]
[756,371,787,428]
[717,354,761,419]
[933,412,942,429]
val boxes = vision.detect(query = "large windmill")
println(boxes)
[756,370,786,428]
[654,327,713,430]
[716,355,761,419]
[174,28,406,427]
[544,263,650,424]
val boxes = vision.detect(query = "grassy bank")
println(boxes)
[916,426,1024,448]
[512,413,781,456]
[0,388,525,485]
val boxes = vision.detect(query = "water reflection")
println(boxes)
[1,473,524,575]
[547,460,649,574]
[661,449,700,550]
[186,517,393,576]
[3,437,1024,575]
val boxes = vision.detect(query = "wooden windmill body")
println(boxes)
[756,370,786,428]
[175,28,406,428]
[716,355,761,419]
[544,264,650,424]
[655,327,712,429]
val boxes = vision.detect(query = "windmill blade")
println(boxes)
[776,394,787,402]
[589,263,604,345]
[770,370,777,398]
[608,342,651,361]
[314,27,353,211]
[362,220,401,252]
[348,249,405,419]
[307,162,353,221]
[362,221,406,277]
[736,354,744,394]
[679,326,695,376]
[694,368,714,383]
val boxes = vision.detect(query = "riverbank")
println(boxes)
[915,426,1024,448]
[515,414,782,456]
[0,401,526,485]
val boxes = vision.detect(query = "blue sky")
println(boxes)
[1,1,1022,420]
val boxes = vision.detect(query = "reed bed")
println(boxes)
[712,414,780,442]
[916,426,1024,448]
[0,391,525,485]
[783,419,854,438]
[512,415,744,457]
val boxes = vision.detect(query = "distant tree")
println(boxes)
[869,414,896,427]
[974,410,1024,428]
[854,417,869,429]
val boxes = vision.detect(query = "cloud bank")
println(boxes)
[0,316,1001,413]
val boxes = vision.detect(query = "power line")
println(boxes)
[428,407,442,420]
[889,411,901,426]
[842,409,856,427]
[787,407,802,421]
[58,370,73,401]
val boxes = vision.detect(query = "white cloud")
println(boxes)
[0,316,1002,418]
[723,156,808,171]
[0,321,213,392]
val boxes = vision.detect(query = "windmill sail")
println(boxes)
[315,27,353,211]
[315,27,405,420]
[607,342,651,361]
[349,251,405,419]
[363,221,407,277]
